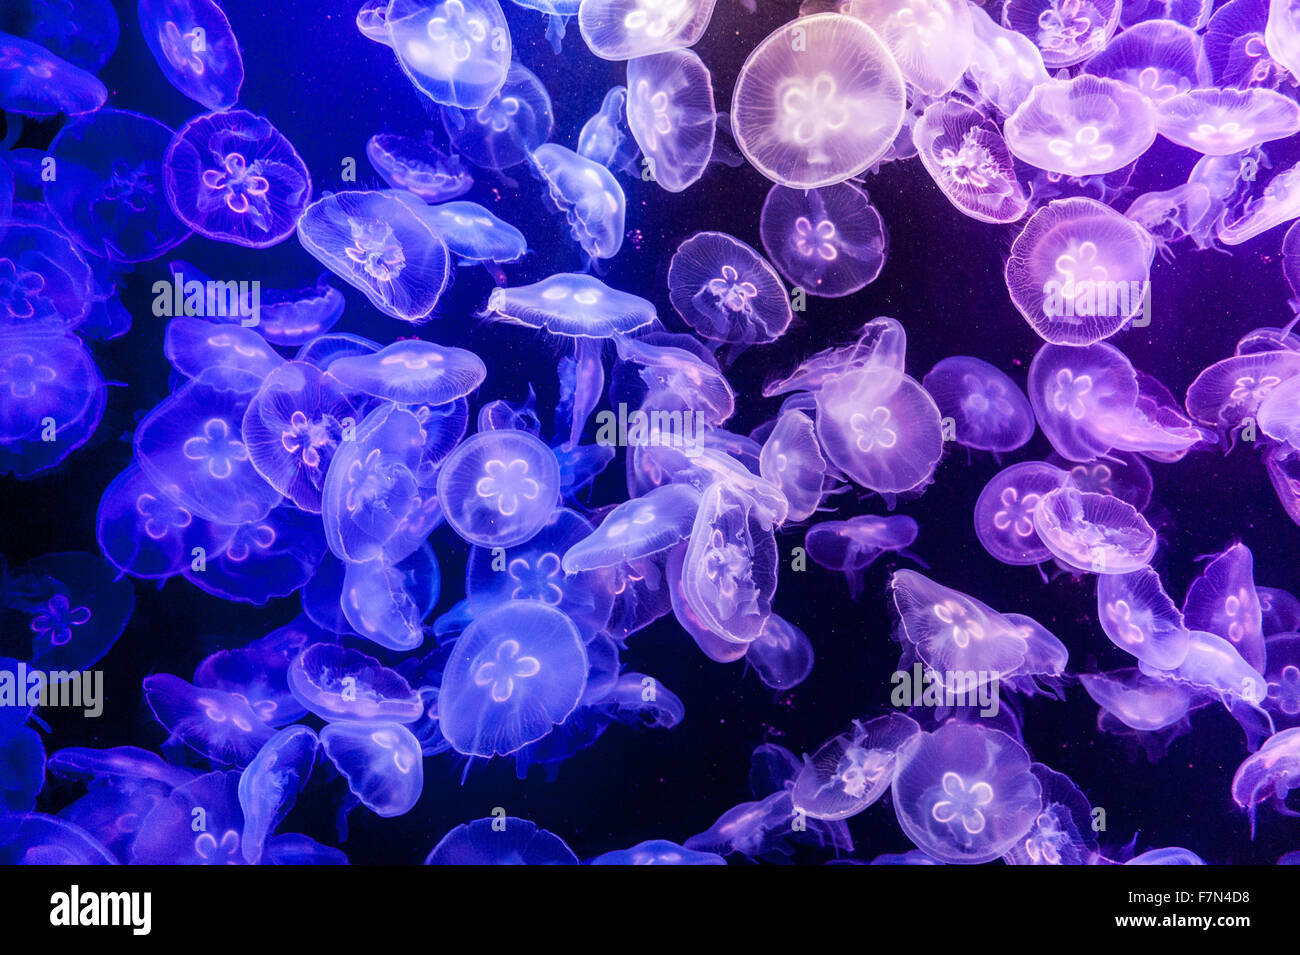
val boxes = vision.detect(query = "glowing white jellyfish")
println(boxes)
[967,4,1048,117]
[626,48,715,192]
[577,0,718,60]
[840,0,974,96]
[914,100,1027,224]
[1157,88,1300,155]
[385,0,512,109]
[1002,0,1122,67]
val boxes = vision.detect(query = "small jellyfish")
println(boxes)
[17,552,133,674]
[138,0,244,109]
[578,86,639,173]
[731,14,905,189]
[320,720,423,817]
[973,461,1069,565]
[439,601,589,756]
[589,839,726,864]
[748,614,815,690]
[914,101,1028,225]
[0,726,43,814]
[385,0,512,108]
[256,275,346,347]
[1217,161,1300,246]
[792,713,921,821]
[841,0,974,95]
[1079,667,1195,731]
[237,725,318,864]
[0,32,106,117]
[1232,726,1300,834]
[366,132,474,202]
[437,428,560,547]
[529,143,626,260]
[418,201,527,268]
[806,515,918,598]
[1033,485,1157,574]
[1082,17,1210,101]
[1185,351,1300,437]
[1157,88,1300,155]
[1182,543,1266,673]
[1097,567,1191,669]
[667,231,790,343]
[164,109,313,249]
[144,674,276,767]
[891,722,1042,864]
[1002,0,1121,67]
[1005,76,1157,177]
[1003,764,1098,865]
[441,62,553,170]
[425,816,577,863]
[923,356,1034,452]
[288,643,424,722]
[577,0,717,59]
[758,410,826,523]
[562,484,700,572]
[613,334,736,426]
[327,339,486,406]
[759,183,887,298]
[1267,0,1300,79]
[340,546,440,651]
[764,316,907,398]
[626,48,715,192]
[0,326,103,449]
[1264,633,1300,724]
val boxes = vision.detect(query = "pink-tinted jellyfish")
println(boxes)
[1267,0,1300,78]
[45,108,192,263]
[923,356,1034,452]
[764,316,907,398]
[1124,183,1217,253]
[439,601,588,756]
[288,643,423,722]
[1260,587,1300,635]
[815,369,944,494]
[0,32,106,117]
[1097,567,1191,668]
[1002,0,1121,67]
[577,0,717,59]
[758,409,826,522]
[1028,342,1141,460]
[1033,485,1157,573]
[425,816,577,864]
[130,771,245,864]
[1005,76,1157,177]
[562,483,700,572]
[1079,667,1196,732]
[163,109,313,249]
[164,317,284,380]
[320,720,423,817]
[1205,0,1280,86]
[792,713,921,821]
[967,4,1048,116]
[841,0,973,94]
[1003,763,1098,865]
[1231,727,1300,835]
[297,190,451,323]
[806,515,918,598]
[366,132,474,203]
[973,461,1069,565]
[436,428,560,547]
[759,182,887,298]
[914,101,1027,225]
[1006,197,1155,346]
[441,62,553,170]
[1157,88,1300,155]
[589,839,725,865]
[237,725,318,864]
[613,334,735,426]
[529,143,626,260]
[1082,17,1210,101]
[748,614,815,690]
[1217,161,1300,246]
[1185,351,1300,438]
[626,48,715,193]
[891,722,1042,864]
[138,0,244,109]
[327,339,485,406]
[1183,543,1266,673]
[1259,374,1300,448]
[667,231,790,343]
[1264,633,1300,725]
[144,674,276,767]
[1059,453,1151,513]
[730,13,906,189]
[385,0,511,108]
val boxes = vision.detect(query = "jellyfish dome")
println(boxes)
[418,201,527,265]
[366,132,474,202]
[297,190,451,323]
[1097,567,1191,669]
[1002,0,1122,67]
[529,144,626,260]
[138,0,244,109]
[288,644,423,722]
[326,340,486,405]
[973,462,1069,565]
[385,0,512,109]
[164,317,285,381]
[1267,0,1300,79]
[759,183,887,298]
[577,0,717,60]
[914,101,1027,225]
[436,428,561,547]
[1157,88,1300,156]
[439,601,588,757]
[1082,17,1210,101]
[485,272,655,337]
[1033,485,1157,574]
[561,483,700,571]
[589,839,726,864]
[425,816,577,863]
[441,62,553,170]
[923,356,1034,452]
[0,31,107,117]
[967,4,1048,116]
[805,515,918,598]
[320,720,423,817]
[1232,727,1300,833]
[892,722,1042,864]
[0,325,102,448]
[667,231,790,343]
[626,48,716,193]
[758,410,826,523]
[793,713,922,821]
[840,0,974,95]
[164,109,313,249]
[731,14,906,189]
[1004,76,1157,177]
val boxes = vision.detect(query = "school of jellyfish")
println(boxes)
[3,0,1300,870]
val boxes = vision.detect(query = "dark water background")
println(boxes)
[2,0,1298,862]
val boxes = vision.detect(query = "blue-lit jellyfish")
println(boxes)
[578,86,639,174]
[138,0,244,109]
[195,619,323,727]
[182,505,326,605]
[667,231,790,344]
[2,0,120,72]
[0,31,106,117]
[366,132,474,202]
[914,100,1028,225]
[792,713,922,821]
[417,200,527,273]
[288,643,423,722]
[237,725,318,864]
[164,317,284,380]
[0,813,117,864]
[45,109,192,263]
[425,816,577,864]
[17,551,134,673]
[441,62,553,170]
[144,674,276,767]
[320,720,423,817]
[257,274,346,346]
[759,183,887,298]
[612,333,736,426]
[1002,0,1121,67]
[561,483,699,574]
[436,428,560,547]
[327,339,486,406]
[1083,17,1209,101]
[529,143,626,260]
[385,0,512,108]
[340,545,440,651]
[439,601,588,756]
[924,356,1034,453]
[626,48,715,193]
[164,109,313,249]
[1097,567,1191,669]
[578,0,716,59]
[0,726,44,813]
[0,325,102,448]
[806,515,918,598]
[297,190,451,323]
[589,839,725,865]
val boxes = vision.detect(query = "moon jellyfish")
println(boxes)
[2,0,120,72]
[164,317,284,381]
[1157,88,1300,155]
[1033,485,1157,573]
[529,143,626,260]
[144,674,276,767]
[765,316,907,398]
[366,132,474,202]
[792,713,921,821]
[0,31,106,117]
[0,726,43,813]
[297,190,451,323]
[1183,543,1266,673]
[806,515,918,598]
[841,0,974,95]
[1217,161,1300,245]
[45,109,192,263]
[626,48,715,192]
[759,183,887,298]
[1097,567,1191,669]
[439,602,588,756]
[967,4,1048,116]
[579,86,639,173]
[486,272,655,337]
[1005,76,1156,177]
[419,201,527,267]
[562,484,699,574]
[1267,0,1300,78]
[1003,764,1098,865]
[1232,727,1300,834]
[1083,17,1209,100]
[385,0,512,109]
[973,462,1069,565]
[1185,351,1300,437]
[613,334,736,426]
[667,231,790,343]
[747,614,814,690]
[914,101,1027,225]
[138,0,244,109]
[577,0,716,59]
[437,428,560,547]
[327,339,486,406]
[288,644,423,722]
[923,356,1034,452]
[1029,342,1144,460]
[1007,200,1155,346]
[425,816,576,863]
[184,506,326,605]
[589,839,725,865]
[731,14,906,189]
[164,109,312,249]
[238,725,317,864]
[0,325,102,448]
[1144,628,1268,709]
[341,546,440,651]
[129,771,244,864]
[1002,0,1121,67]
[892,722,1042,864]
[758,410,826,522]
[320,720,422,817]
[441,62,552,170]
[1080,667,1195,731]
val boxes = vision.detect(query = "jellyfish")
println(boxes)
[1079,667,1196,731]
[1261,587,1300,636]
[2,0,120,72]
[144,674,277,767]
[1217,161,1300,245]
[1143,629,1268,714]
[425,816,577,863]
[1002,0,1121,67]
[1028,342,1147,462]
[366,132,474,202]
[662,232,786,344]
[923,356,1034,452]
[914,101,1028,225]
[1082,17,1210,100]
[757,410,826,523]
[1182,543,1266,673]
[1259,374,1300,449]
[577,0,716,59]
[758,183,887,298]
[138,0,243,109]
[578,86,640,173]
[163,317,284,381]
[438,601,589,756]
[973,462,1071,566]
[327,339,486,407]
[1033,485,1157,574]
[0,220,94,330]
[1185,351,1300,437]
[297,190,451,323]
[1005,76,1157,178]
[385,0,512,109]
[441,62,553,169]
[260,833,347,865]
[613,334,736,426]
[287,644,423,723]
[0,30,107,117]
[340,546,440,651]
[792,713,921,821]
[967,4,1048,117]
[436,428,560,547]
[1003,764,1098,865]
[747,614,814,690]
[0,813,117,865]
[418,201,527,275]
[589,839,726,864]
[730,14,905,189]
[45,108,192,263]
[189,502,323,605]
[529,143,626,260]
[626,48,715,192]
[357,0,392,42]
[195,620,323,728]
[1097,567,1191,669]
[163,109,313,249]
[1157,88,1300,156]
[237,725,318,864]
[0,326,103,454]
[561,485,699,578]
[764,316,907,398]
[806,516,918,598]
[1264,633,1300,725]
[1232,726,1300,834]
[319,720,423,817]
[840,0,973,95]
[1267,0,1300,79]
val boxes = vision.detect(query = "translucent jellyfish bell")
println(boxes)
[297,191,451,323]
[1003,763,1098,865]
[764,316,906,397]
[436,428,561,546]
[326,340,486,405]
[589,839,725,864]
[320,720,423,817]
[1267,0,1300,78]
[1156,88,1300,155]
[439,602,588,756]
[759,183,887,298]
[163,109,313,249]
[441,62,553,170]
[1097,567,1191,669]
[288,643,423,722]
[1002,0,1121,67]
[130,771,246,864]
[923,356,1034,452]
[1182,543,1266,673]
[385,0,512,109]
[841,0,974,95]
[418,201,527,266]
[366,132,474,202]
[626,48,715,192]
[891,722,1042,864]
[967,4,1048,116]
[890,570,1031,679]
[806,515,918,598]
[579,85,639,172]
[1006,199,1155,346]
[1079,667,1195,731]
[138,0,244,109]
[0,31,106,117]
[529,143,626,260]
[758,409,827,522]
[1005,76,1157,177]
[0,326,103,446]
[667,231,790,343]
[425,816,577,863]
[1185,351,1300,437]
[731,13,906,189]
[1082,17,1210,101]
[792,713,921,821]
[562,483,700,571]
[973,461,1069,565]
[1033,485,1157,574]
[1217,161,1300,246]
[485,272,655,337]
[1232,727,1300,835]
[577,0,718,60]
[144,674,276,767]
[237,725,318,864]
[914,101,1027,225]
